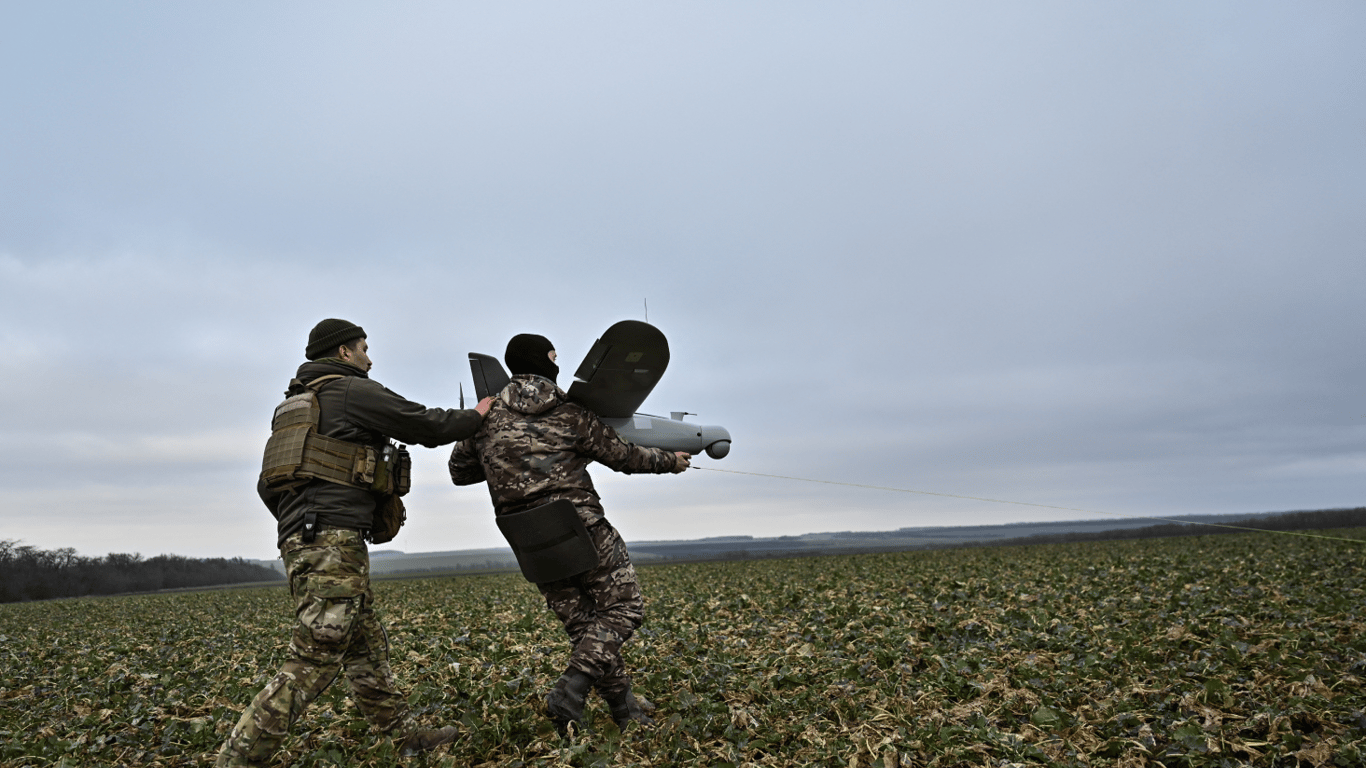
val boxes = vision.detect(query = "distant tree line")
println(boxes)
[981,507,1366,549]
[0,540,284,603]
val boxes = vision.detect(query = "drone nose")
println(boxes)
[705,440,731,459]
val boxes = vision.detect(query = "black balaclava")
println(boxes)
[505,334,558,383]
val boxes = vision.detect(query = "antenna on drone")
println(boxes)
[644,298,649,324]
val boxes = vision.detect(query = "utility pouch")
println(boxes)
[368,494,407,545]
[496,500,598,584]
[371,443,411,497]
[302,510,318,544]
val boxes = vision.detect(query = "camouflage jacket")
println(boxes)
[448,373,683,526]
[261,358,486,547]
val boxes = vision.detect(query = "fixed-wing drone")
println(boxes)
[466,320,732,460]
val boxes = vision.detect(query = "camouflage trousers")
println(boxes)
[537,520,644,699]
[215,528,415,768]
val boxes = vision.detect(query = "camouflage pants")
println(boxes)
[537,520,643,699]
[215,528,415,768]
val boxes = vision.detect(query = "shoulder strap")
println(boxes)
[305,374,346,392]
[284,373,347,397]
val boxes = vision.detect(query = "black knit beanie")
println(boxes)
[504,334,558,382]
[306,319,366,360]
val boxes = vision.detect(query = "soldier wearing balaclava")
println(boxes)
[504,333,559,382]
[449,331,691,732]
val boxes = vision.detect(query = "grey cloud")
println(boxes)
[2,3,1363,559]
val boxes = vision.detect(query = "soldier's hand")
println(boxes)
[475,396,495,417]
[672,452,691,473]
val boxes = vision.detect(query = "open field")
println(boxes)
[2,528,1364,767]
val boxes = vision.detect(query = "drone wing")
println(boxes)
[566,320,669,419]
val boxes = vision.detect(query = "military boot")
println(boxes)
[545,669,596,731]
[397,725,459,756]
[632,693,657,715]
[605,688,655,729]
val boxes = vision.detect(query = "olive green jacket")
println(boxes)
[260,358,484,547]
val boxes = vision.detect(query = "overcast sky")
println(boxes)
[3,2,1364,561]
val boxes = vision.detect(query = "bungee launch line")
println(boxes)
[691,466,1365,545]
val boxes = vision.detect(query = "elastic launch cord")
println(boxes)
[691,466,1365,545]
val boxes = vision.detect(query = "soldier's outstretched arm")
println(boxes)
[345,378,486,448]
[577,408,688,475]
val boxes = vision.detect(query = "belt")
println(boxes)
[283,525,364,547]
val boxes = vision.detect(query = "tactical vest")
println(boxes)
[260,375,411,497]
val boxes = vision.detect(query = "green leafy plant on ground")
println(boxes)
[2,528,1363,767]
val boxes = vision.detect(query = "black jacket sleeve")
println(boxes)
[335,378,484,448]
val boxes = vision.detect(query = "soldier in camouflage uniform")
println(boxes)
[448,333,689,731]
[215,319,492,768]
